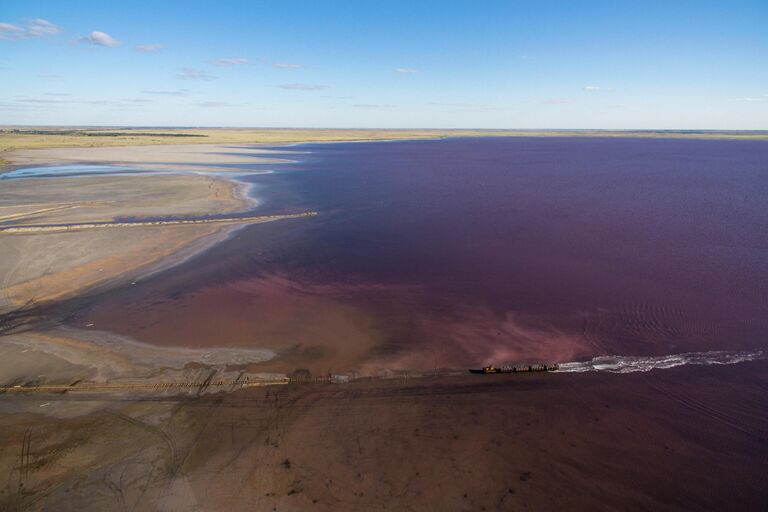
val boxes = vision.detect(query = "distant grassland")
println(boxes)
[2,127,767,164]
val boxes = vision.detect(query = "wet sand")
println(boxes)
[1,361,766,511]
[4,143,291,173]
[0,173,252,312]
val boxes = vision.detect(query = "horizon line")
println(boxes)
[2,125,767,133]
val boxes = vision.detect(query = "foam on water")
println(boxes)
[557,348,768,373]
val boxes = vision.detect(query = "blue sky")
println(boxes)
[1,0,766,128]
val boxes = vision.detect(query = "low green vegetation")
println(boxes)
[2,127,767,164]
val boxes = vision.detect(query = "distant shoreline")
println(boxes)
[2,127,767,167]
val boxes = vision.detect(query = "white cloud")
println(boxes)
[177,68,217,80]
[28,18,60,36]
[395,67,418,74]
[734,95,768,102]
[79,31,120,47]
[583,85,612,91]
[272,62,301,69]
[543,98,571,105]
[210,57,249,66]
[0,18,60,40]
[277,83,328,91]
[135,43,163,53]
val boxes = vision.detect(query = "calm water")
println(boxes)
[1,164,140,179]
[79,137,768,371]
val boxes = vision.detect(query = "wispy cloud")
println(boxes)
[277,83,328,91]
[141,89,191,96]
[210,57,249,66]
[28,18,60,36]
[16,98,69,104]
[0,18,60,40]
[353,103,396,109]
[177,67,217,80]
[427,102,501,112]
[429,102,475,107]
[0,101,40,111]
[0,22,24,38]
[196,101,236,107]
[38,74,63,80]
[395,67,418,74]
[583,85,612,91]
[13,96,150,107]
[543,98,571,105]
[272,62,301,69]
[733,95,768,102]
[44,92,71,97]
[135,43,163,53]
[78,31,120,47]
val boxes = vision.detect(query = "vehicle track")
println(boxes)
[651,385,756,437]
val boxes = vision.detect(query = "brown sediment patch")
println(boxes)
[78,274,386,375]
[73,269,591,376]
[357,307,592,374]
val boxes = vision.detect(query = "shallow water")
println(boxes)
[77,137,768,371]
[1,164,140,179]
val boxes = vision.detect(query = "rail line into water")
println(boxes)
[0,211,317,234]
[0,378,291,394]
[3,349,765,396]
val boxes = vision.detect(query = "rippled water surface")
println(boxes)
[79,137,768,371]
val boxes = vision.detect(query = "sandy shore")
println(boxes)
[0,143,317,397]
[3,143,292,173]
[0,327,276,384]
[0,143,331,400]
[0,144,306,313]
[0,174,252,312]
[1,361,766,511]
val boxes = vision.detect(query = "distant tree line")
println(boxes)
[2,129,207,137]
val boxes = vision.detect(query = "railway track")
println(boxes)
[0,211,317,234]
[0,368,550,396]
[0,378,291,394]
